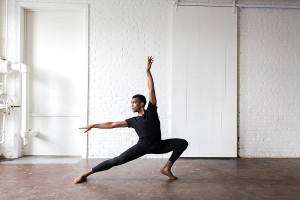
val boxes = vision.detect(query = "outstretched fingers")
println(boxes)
[147,56,154,71]
[79,125,92,133]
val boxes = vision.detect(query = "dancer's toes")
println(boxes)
[160,169,178,180]
[74,175,87,184]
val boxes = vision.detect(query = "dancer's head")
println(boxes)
[131,94,146,112]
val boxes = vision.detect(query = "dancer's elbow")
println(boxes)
[111,121,128,128]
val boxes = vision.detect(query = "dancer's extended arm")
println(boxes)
[79,121,128,133]
[147,56,157,105]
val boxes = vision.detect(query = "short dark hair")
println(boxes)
[132,94,146,107]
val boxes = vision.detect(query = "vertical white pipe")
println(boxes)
[0,114,5,143]
[11,63,31,145]
[5,0,8,58]
[20,71,29,145]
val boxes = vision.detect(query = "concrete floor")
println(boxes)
[0,157,300,200]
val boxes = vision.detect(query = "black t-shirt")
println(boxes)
[125,101,162,147]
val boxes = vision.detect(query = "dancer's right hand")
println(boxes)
[79,125,93,133]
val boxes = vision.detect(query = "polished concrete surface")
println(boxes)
[0,158,300,200]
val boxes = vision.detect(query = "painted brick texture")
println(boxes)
[0,0,172,159]
[238,8,300,157]
[88,0,172,158]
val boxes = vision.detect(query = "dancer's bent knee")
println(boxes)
[169,139,189,163]
[182,139,188,150]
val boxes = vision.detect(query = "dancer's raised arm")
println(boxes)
[146,56,156,105]
[79,121,128,133]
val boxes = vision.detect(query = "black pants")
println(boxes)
[92,138,188,173]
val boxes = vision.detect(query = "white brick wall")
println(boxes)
[0,0,299,158]
[0,0,173,159]
[87,0,172,158]
[238,7,300,157]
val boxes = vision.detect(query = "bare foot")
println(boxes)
[74,174,87,184]
[160,168,178,180]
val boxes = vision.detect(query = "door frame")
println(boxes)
[17,2,89,158]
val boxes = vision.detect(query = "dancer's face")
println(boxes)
[131,98,144,112]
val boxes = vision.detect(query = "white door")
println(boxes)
[22,8,88,156]
[172,6,237,157]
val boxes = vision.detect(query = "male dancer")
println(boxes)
[75,56,188,184]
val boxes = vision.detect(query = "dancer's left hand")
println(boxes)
[147,56,154,71]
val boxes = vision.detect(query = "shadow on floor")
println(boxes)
[0,155,81,164]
